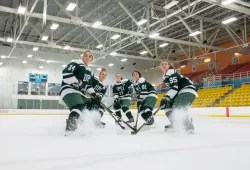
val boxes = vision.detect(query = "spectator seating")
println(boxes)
[192,86,233,107]
[234,62,250,73]
[216,84,250,107]
[217,63,244,75]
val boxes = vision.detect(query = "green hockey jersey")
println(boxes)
[133,77,157,100]
[162,69,198,99]
[60,60,95,99]
[89,76,107,98]
[112,79,133,100]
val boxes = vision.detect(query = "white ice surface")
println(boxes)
[0,114,250,170]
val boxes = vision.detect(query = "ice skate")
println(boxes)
[96,120,106,128]
[141,117,155,131]
[65,118,78,136]
[164,124,174,131]
[126,117,134,124]
[184,118,195,133]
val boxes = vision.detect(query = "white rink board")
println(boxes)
[0,107,250,117]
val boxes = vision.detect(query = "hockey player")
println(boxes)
[132,71,158,125]
[159,60,197,132]
[86,68,107,128]
[112,73,134,123]
[59,51,101,134]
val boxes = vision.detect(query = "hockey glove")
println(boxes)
[160,96,172,109]
[114,98,121,109]
[114,98,120,105]
[90,93,102,103]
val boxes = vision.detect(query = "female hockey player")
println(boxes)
[132,71,158,125]
[86,68,107,128]
[59,51,101,135]
[159,60,197,132]
[112,73,134,123]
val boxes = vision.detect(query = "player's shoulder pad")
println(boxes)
[86,66,93,72]
[93,75,99,81]
[71,59,84,65]
[137,77,145,84]
[121,79,128,83]
[165,69,176,76]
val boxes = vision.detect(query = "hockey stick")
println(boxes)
[101,102,136,131]
[100,102,125,130]
[131,107,161,135]
[108,104,113,109]
[134,105,141,129]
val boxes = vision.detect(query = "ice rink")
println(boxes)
[0,114,250,170]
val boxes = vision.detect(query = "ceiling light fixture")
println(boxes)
[121,58,127,62]
[39,66,43,69]
[140,51,148,55]
[33,47,39,51]
[222,17,237,24]
[110,51,117,56]
[96,44,103,48]
[62,65,67,68]
[66,2,77,11]
[22,60,27,64]
[97,68,102,71]
[189,31,201,36]
[159,43,169,48]
[111,34,120,40]
[27,54,32,58]
[64,45,70,50]
[1,55,6,59]
[136,19,147,26]
[50,23,59,30]
[17,6,26,14]
[149,32,160,38]
[164,0,179,9]
[92,21,102,28]
[108,63,114,67]
[221,0,236,5]
[41,35,49,41]
[0,62,3,65]
[204,58,211,63]
[7,37,13,42]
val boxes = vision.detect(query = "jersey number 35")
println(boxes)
[169,77,177,84]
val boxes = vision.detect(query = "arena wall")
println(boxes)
[0,107,249,118]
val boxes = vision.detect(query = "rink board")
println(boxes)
[0,107,250,118]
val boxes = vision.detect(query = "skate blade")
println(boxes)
[96,124,106,128]
[64,131,74,136]
[164,128,174,132]
[187,129,195,134]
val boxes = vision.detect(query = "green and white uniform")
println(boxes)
[162,69,198,131]
[112,79,134,120]
[60,60,95,109]
[133,77,158,121]
[59,60,96,133]
[162,69,198,109]
[86,76,107,114]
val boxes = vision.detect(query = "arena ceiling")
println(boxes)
[0,0,249,70]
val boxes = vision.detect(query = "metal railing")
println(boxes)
[214,71,250,81]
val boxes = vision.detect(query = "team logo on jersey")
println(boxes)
[83,74,91,82]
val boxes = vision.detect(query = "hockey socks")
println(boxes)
[65,104,84,134]
[141,109,154,125]
[115,110,122,122]
[123,108,134,123]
